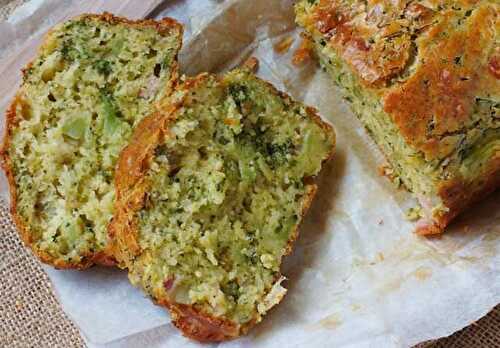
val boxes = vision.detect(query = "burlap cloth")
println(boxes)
[0,2,499,348]
[0,0,27,21]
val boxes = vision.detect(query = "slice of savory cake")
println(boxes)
[1,13,183,268]
[110,69,335,341]
[296,0,499,234]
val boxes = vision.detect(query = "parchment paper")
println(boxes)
[1,1,499,347]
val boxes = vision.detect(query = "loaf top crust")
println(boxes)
[296,0,499,161]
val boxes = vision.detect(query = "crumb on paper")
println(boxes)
[376,252,384,262]
[369,252,384,265]
[406,206,423,221]
[413,266,432,281]
[378,163,402,188]
[351,303,361,312]
[292,38,313,66]
[242,56,259,72]
[274,36,294,54]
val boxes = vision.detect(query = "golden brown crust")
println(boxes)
[109,108,179,265]
[303,0,498,160]
[109,75,198,265]
[310,0,413,85]
[299,0,499,234]
[383,4,498,160]
[0,13,182,269]
[417,154,500,235]
[110,72,335,341]
[163,301,243,342]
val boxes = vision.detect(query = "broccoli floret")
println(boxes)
[100,90,123,136]
[263,140,294,168]
[94,59,113,75]
[228,84,249,109]
[60,41,89,62]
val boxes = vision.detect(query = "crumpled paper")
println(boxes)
[1,0,499,347]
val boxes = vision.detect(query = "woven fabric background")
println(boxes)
[0,201,85,348]
[0,1,498,347]
[0,0,27,20]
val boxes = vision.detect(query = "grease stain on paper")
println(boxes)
[318,313,343,330]
[413,266,432,281]
[377,266,433,295]
[379,277,405,293]
[273,36,294,54]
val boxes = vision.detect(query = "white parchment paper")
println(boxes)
[1,1,499,347]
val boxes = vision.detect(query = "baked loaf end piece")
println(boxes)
[1,13,182,269]
[296,0,499,234]
[111,69,335,341]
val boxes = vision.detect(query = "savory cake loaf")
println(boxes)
[110,69,335,341]
[1,13,183,268]
[296,0,499,234]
